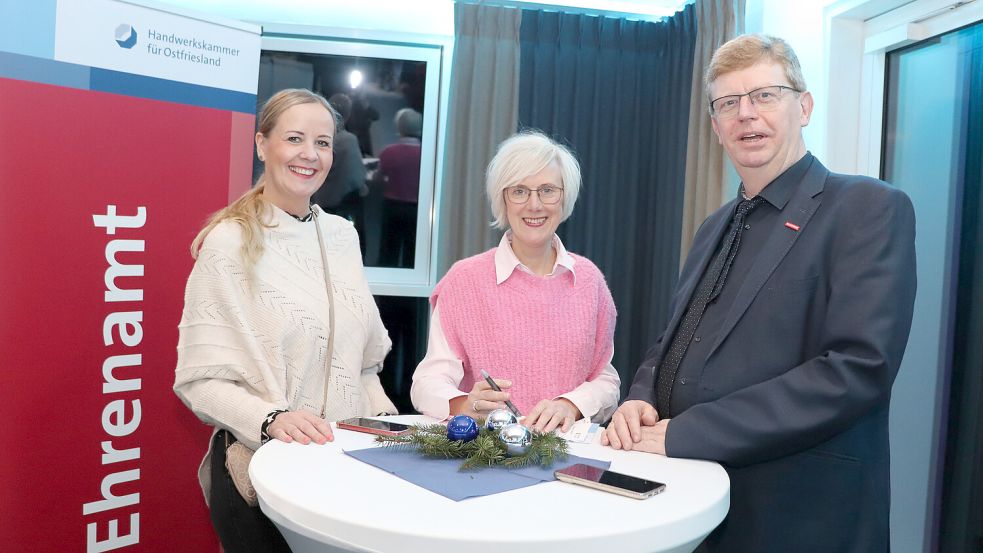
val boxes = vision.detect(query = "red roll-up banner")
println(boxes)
[0,1,259,551]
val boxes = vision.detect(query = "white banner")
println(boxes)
[54,0,260,93]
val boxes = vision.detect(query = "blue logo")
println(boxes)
[115,24,137,49]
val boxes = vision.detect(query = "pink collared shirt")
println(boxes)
[411,233,620,421]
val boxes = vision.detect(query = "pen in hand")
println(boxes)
[480,369,522,417]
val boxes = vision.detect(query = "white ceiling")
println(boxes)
[515,0,692,19]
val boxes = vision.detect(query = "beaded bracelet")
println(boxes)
[260,409,288,444]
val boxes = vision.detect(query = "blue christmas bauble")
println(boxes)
[447,415,479,442]
[485,409,518,432]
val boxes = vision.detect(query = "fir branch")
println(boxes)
[373,423,567,470]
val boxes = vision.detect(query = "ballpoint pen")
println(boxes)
[480,369,522,417]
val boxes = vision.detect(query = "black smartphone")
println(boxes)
[554,463,666,499]
[336,417,414,437]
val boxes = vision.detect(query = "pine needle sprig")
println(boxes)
[461,433,506,469]
[374,423,568,470]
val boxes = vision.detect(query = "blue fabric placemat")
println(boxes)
[344,446,611,501]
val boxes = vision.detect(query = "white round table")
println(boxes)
[250,416,729,553]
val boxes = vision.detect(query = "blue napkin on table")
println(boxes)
[344,446,610,501]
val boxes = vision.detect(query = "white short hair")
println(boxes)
[394,108,422,137]
[485,131,582,230]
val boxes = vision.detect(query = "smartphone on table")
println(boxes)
[336,417,414,437]
[554,463,666,500]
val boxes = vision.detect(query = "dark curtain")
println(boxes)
[939,23,983,553]
[518,6,696,396]
[376,295,431,414]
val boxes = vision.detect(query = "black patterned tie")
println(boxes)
[655,196,765,416]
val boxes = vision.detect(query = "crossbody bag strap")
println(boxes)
[311,207,336,419]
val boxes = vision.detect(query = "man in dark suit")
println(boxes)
[602,34,916,552]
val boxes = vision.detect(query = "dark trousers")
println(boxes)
[380,199,417,268]
[209,430,291,553]
[326,190,367,257]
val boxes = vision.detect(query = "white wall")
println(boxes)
[744,0,839,163]
[154,0,455,36]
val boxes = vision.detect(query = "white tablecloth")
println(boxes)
[250,415,729,553]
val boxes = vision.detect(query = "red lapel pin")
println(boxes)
[785,221,801,231]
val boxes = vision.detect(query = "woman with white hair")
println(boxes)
[410,131,620,432]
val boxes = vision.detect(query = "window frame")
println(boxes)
[824,0,983,176]
[260,24,453,297]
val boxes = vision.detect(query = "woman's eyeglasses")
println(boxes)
[504,185,564,205]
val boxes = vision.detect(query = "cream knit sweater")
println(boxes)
[174,205,396,500]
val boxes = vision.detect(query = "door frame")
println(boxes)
[824,0,983,176]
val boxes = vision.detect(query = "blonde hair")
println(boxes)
[704,34,807,100]
[485,131,581,230]
[190,88,337,268]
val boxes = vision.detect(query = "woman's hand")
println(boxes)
[267,410,334,445]
[450,378,513,417]
[523,398,581,433]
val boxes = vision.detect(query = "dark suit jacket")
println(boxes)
[628,156,916,553]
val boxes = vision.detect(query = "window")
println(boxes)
[259,29,448,296]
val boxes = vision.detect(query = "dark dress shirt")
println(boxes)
[668,154,814,415]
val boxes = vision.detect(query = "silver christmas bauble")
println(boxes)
[498,423,532,457]
[485,409,518,432]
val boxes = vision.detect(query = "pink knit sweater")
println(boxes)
[431,249,616,414]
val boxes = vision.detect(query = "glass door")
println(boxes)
[882,20,983,553]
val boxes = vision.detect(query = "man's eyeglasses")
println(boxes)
[504,185,564,205]
[709,85,801,118]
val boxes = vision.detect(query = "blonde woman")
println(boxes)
[174,89,397,552]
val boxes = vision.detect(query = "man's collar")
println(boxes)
[740,152,815,210]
